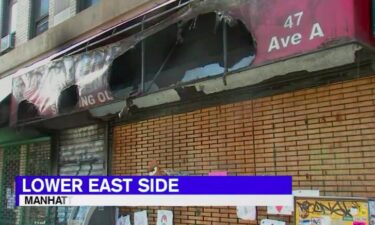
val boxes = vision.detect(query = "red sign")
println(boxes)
[232,0,373,65]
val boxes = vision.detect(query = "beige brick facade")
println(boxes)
[50,0,77,27]
[112,75,375,225]
[15,0,78,46]
[14,0,31,46]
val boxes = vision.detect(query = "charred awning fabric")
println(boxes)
[9,0,369,124]
[11,41,123,124]
[10,0,250,125]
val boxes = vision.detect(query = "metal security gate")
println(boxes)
[0,140,52,225]
[0,146,20,225]
[57,124,106,225]
[21,142,54,225]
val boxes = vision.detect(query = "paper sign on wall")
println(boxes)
[267,206,293,215]
[261,219,286,225]
[295,197,369,225]
[236,206,256,220]
[134,211,148,225]
[293,190,320,197]
[267,190,320,215]
[6,188,15,209]
[157,210,173,225]
[6,188,11,198]
[370,200,375,225]
[117,215,131,225]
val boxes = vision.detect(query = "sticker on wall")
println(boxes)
[320,216,332,225]
[157,210,173,225]
[236,206,256,220]
[353,221,366,225]
[6,188,11,198]
[370,201,375,215]
[209,171,228,176]
[370,200,375,225]
[6,188,15,209]
[300,216,331,225]
[267,190,319,215]
[261,219,286,225]
[117,215,131,225]
[134,210,148,225]
[267,206,293,215]
[293,190,320,197]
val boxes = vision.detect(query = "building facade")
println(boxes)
[0,0,375,225]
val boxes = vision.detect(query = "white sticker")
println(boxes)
[134,211,148,225]
[157,210,173,225]
[237,206,256,220]
[261,219,286,225]
[117,215,131,225]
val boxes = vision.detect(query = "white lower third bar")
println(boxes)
[19,195,293,207]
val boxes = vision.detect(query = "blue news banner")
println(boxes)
[16,176,292,207]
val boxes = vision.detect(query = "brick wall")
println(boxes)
[15,0,31,46]
[112,75,375,225]
[50,0,77,27]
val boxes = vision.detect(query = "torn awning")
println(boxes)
[10,0,250,125]
[9,0,186,125]
[10,0,371,125]
[11,36,126,124]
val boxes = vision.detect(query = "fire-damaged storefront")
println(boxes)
[0,76,55,225]
[2,0,375,225]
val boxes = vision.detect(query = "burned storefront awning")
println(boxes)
[10,0,368,125]
[10,0,257,125]
[0,76,50,146]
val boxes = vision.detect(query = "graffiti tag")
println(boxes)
[297,200,361,218]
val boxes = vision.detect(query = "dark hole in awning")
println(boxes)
[108,12,256,98]
[152,12,256,85]
[108,46,141,97]
[58,85,79,114]
[226,20,255,66]
[17,100,39,122]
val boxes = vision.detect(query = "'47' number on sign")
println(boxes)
[284,11,304,29]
